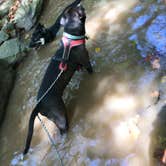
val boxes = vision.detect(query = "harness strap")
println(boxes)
[59,36,85,71]
[62,36,85,51]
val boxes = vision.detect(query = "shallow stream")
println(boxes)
[0,0,166,166]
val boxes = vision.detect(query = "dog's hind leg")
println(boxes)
[44,99,69,135]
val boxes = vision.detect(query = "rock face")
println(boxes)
[0,0,44,125]
[0,38,27,64]
[13,0,43,31]
[0,60,15,125]
[0,0,13,18]
[0,30,9,44]
[0,0,44,64]
[0,0,43,64]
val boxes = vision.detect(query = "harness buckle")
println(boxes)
[59,62,67,71]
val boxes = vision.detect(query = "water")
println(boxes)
[0,0,166,165]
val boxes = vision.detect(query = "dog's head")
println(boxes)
[29,2,85,48]
[60,4,86,35]
[29,23,47,48]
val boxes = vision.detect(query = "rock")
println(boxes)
[13,0,43,31]
[2,21,16,38]
[0,0,13,18]
[0,38,27,64]
[0,60,15,125]
[0,30,9,44]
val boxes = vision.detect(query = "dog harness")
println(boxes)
[59,32,86,71]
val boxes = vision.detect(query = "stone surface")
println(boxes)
[0,38,27,64]
[0,0,13,18]
[14,0,43,30]
[0,30,9,44]
[0,60,15,125]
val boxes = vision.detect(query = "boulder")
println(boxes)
[0,30,9,44]
[13,0,43,31]
[0,0,13,18]
[0,60,15,125]
[0,38,27,64]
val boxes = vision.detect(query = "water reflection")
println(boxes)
[128,1,166,57]
[146,14,166,56]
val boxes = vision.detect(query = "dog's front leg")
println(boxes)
[85,61,93,74]
[81,50,93,74]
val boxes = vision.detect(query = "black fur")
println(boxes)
[23,1,93,155]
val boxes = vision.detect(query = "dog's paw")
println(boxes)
[29,23,47,48]
[40,38,45,45]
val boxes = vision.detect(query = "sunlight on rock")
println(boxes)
[86,0,138,38]
[110,115,140,153]
[86,72,159,163]
[94,77,111,96]
[104,95,137,113]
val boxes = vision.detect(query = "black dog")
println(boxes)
[23,0,93,155]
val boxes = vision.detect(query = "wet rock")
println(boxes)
[0,60,15,125]
[0,38,26,64]
[13,0,43,31]
[1,21,18,39]
[152,105,166,165]
[0,0,13,18]
[0,30,9,44]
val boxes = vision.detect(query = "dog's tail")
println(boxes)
[48,0,82,36]
[23,106,39,155]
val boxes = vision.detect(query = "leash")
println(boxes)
[35,69,64,166]
[37,114,64,166]
[36,70,63,105]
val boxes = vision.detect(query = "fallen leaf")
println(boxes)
[145,54,153,62]
[162,149,166,164]
[95,47,101,53]
[151,57,160,69]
